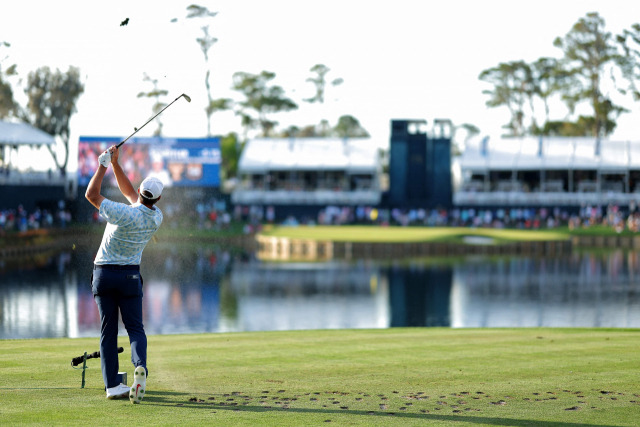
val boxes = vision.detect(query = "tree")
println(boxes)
[137,73,168,136]
[23,66,84,174]
[304,64,344,136]
[304,64,343,104]
[479,60,532,136]
[297,125,317,137]
[219,132,242,179]
[451,123,480,156]
[231,70,298,137]
[0,41,18,119]
[529,57,573,131]
[553,12,625,137]
[0,75,14,119]
[333,115,369,138]
[616,23,640,101]
[207,97,233,124]
[539,115,616,137]
[184,4,219,136]
[278,124,318,138]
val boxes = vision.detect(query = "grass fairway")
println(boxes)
[2,329,639,426]
[259,225,570,244]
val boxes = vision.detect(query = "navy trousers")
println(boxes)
[91,264,147,389]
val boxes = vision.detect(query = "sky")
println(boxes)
[1,0,639,171]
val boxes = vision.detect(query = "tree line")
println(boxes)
[479,12,640,139]
[0,41,83,175]
[2,9,639,180]
[0,5,369,180]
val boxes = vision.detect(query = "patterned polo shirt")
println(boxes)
[94,199,163,265]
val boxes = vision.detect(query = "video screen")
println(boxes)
[78,136,221,188]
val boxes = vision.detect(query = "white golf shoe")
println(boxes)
[129,366,147,404]
[106,383,130,399]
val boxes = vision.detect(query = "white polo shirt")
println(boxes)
[94,199,163,265]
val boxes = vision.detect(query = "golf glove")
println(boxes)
[98,150,111,167]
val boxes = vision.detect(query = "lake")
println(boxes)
[2,243,640,339]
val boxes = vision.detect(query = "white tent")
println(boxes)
[459,135,639,172]
[0,120,56,171]
[0,120,55,146]
[238,137,380,174]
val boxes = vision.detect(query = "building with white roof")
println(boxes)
[455,135,640,206]
[232,137,382,206]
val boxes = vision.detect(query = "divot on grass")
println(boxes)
[193,387,636,417]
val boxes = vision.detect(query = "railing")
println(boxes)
[541,180,563,192]
[0,171,67,186]
[577,181,597,192]
[454,190,637,206]
[232,189,381,205]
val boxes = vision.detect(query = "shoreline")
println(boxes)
[3,226,638,261]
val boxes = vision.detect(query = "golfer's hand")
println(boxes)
[98,145,118,168]
[98,149,111,168]
[111,145,120,164]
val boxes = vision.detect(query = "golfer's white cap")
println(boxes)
[140,176,163,199]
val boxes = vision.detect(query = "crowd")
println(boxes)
[0,202,72,234]
[284,203,640,233]
[85,197,238,233]
[5,196,640,235]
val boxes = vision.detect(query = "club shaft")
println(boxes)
[117,94,186,148]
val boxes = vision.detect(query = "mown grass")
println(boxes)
[2,328,639,426]
[259,225,572,244]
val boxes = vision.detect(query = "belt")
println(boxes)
[94,264,140,271]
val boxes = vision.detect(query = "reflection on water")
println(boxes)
[231,261,388,331]
[2,245,640,339]
[451,252,640,327]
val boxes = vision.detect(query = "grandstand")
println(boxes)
[232,137,382,206]
[455,135,640,206]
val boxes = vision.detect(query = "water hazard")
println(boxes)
[2,244,640,339]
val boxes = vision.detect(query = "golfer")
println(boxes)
[85,145,163,403]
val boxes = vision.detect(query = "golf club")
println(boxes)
[116,93,191,148]
[71,346,124,367]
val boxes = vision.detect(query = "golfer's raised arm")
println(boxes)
[85,162,106,209]
[110,146,138,204]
